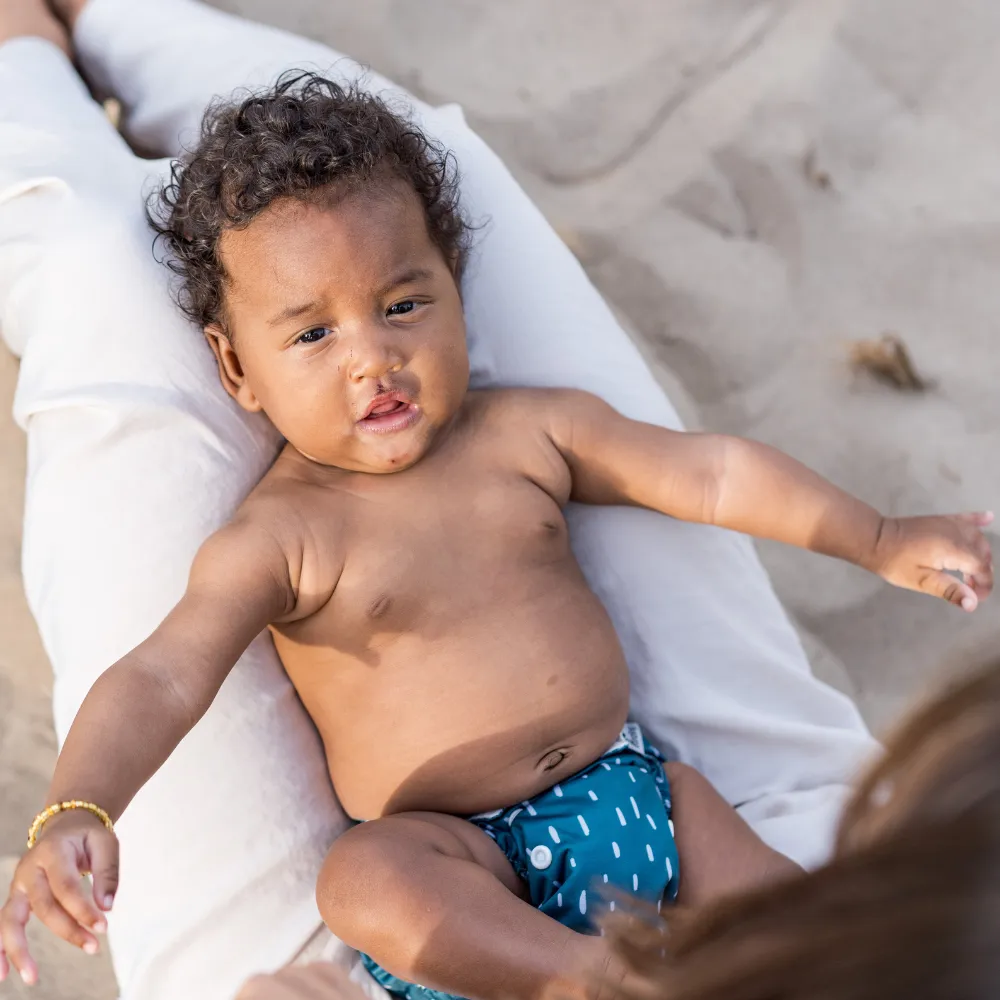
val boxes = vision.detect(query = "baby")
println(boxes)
[1,73,993,1000]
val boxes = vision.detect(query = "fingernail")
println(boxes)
[962,596,975,611]
[21,967,36,985]
[93,918,107,934]
[103,894,114,911]
[83,940,98,956]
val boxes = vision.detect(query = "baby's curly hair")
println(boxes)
[149,71,473,333]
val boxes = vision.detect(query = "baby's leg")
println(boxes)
[666,763,801,906]
[319,812,620,1000]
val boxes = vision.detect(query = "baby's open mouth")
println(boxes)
[358,393,420,434]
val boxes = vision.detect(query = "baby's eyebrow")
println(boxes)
[266,268,435,327]
[376,267,435,299]
[267,299,322,327]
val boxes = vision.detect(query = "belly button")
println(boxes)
[539,748,571,771]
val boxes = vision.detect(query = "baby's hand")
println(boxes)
[872,512,994,611]
[0,811,118,986]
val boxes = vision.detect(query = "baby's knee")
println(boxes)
[317,814,463,967]
[318,821,407,937]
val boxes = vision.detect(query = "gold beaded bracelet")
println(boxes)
[27,801,115,850]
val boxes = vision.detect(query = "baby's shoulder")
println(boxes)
[466,385,585,427]
[463,388,577,499]
[231,465,347,623]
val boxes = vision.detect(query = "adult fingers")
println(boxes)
[0,890,37,985]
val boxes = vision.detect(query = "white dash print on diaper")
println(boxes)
[628,772,636,783]
[632,873,638,891]
[570,857,577,868]
[610,900,616,911]
[553,785,563,798]
[505,808,523,826]
[578,816,590,836]
[630,796,641,819]
[557,893,563,907]
[612,841,621,858]
[646,814,657,830]
[588,790,598,801]
[579,891,587,914]
[601,762,612,771]
[615,807,627,826]
[603,873,609,883]
[548,825,561,844]
[666,857,673,880]
[646,844,654,862]
[525,803,538,817]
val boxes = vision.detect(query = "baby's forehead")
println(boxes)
[219,185,440,306]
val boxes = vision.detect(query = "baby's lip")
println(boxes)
[360,389,413,421]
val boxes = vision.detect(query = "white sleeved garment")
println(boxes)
[0,2,876,997]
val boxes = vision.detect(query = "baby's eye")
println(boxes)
[297,326,331,345]
[387,300,417,317]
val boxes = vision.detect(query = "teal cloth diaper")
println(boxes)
[361,723,680,1000]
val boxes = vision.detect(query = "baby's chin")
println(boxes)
[300,436,433,474]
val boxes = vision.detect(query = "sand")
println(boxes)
[2,0,998,996]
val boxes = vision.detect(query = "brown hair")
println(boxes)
[605,662,1000,1000]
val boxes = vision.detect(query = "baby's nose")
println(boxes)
[347,341,405,382]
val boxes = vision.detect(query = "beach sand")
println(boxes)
[2,0,998,996]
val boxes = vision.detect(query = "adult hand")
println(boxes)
[236,962,370,1000]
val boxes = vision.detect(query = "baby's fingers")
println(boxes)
[84,830,119,913]
[0,890,37,985]
[920,569,978,611]
[29,870,100,956]
[41,847,107,938]
[955,510,995,527]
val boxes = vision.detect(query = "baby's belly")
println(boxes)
[280,581,631,820]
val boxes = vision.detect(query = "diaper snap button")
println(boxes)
[529,845,553,870]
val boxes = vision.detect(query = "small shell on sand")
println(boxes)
[848,333,930,391]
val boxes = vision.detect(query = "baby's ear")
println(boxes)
[203,323,262,413]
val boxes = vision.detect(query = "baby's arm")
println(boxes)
[0,513,295,986]
[539,389,993,609]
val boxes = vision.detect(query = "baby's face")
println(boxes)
[211,182,469,473]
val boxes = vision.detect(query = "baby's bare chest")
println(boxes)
[297,466,576,641]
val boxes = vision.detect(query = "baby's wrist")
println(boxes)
[861,513,894,575]
[27,799,115,848]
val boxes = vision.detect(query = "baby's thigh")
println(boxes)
[666,762,800,906]
[318,812,525,940]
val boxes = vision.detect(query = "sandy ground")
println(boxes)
[2,1,999,997]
